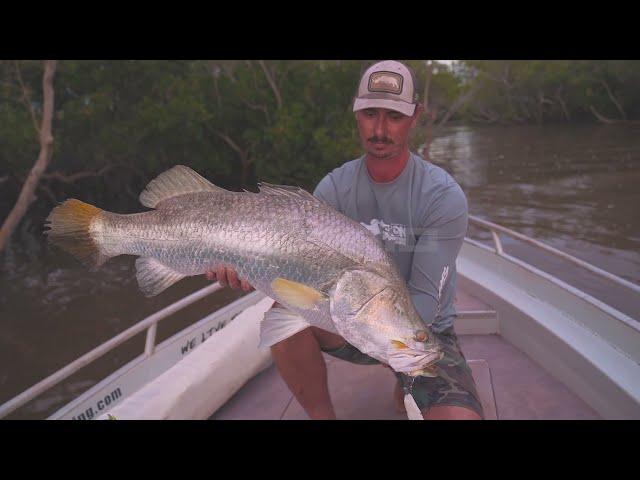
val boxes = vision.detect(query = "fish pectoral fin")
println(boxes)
[390,340,409,349]
[139,165,227,209]
[271,278,327,310]
[135,257,186,297]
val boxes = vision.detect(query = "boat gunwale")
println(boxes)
[463,237,640,335]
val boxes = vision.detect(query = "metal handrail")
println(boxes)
[468,215,640,295]
[0,282,224,419]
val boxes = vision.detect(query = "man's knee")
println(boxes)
[310,326,346,351]
[270,326,346,354]
[270,327,314,355]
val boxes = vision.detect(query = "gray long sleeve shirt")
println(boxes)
[313,152,468,333]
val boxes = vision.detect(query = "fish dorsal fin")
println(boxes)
[135,257,186,297]
[258,183,318,203]
[271,278,327,310]
[139,165,226,208]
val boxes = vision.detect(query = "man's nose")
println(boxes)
[374,115,387,137]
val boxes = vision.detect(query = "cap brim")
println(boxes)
[353,98,416,116]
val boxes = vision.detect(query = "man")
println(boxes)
[207,60,483,420]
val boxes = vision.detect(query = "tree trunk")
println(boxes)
[589,105,617,124]
[421,61,436,160]
[437,83,480,128]
[211,129,252,188]
[258,60,283,110]
[600,79,627,120]
[535,91,544,124]
[518,97,533,121]
[0,60,57,252]
[555,87,571,122]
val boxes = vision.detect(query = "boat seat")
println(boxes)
[454,289,499,335]
[467,359,498,420]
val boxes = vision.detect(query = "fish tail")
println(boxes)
[44,199,112,267]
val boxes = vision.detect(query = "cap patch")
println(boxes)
[368,71,403,95]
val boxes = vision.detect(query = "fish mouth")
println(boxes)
[387,339,443,377]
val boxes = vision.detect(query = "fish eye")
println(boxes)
[414,330,428,342]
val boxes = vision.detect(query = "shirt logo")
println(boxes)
[361,219,407,245]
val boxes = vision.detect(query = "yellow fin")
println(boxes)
[44,199,109,267]
[271,278,325,310]
[391,340,409,349]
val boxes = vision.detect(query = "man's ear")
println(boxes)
[412,104,425,126]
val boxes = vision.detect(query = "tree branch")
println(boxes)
[589,105,618,124]
[239,98,272,124]
[423,60,434,112]
[0,60,57,252]
[14,61,41,136]
[600,79,627,120]
[208,128,252,187]
[437,83,480,128]
[211,129,246,158]
[37,182,58,205]
[42,163,119,184]
[258,60,283,110]
[555,86,571,121]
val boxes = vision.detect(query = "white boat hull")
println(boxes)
[458,239,640,419]
[96,295,275,420]
[45,238,640,420]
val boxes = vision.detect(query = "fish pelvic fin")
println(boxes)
[44,199,111,267]
[271,278,327,310]
[139,165,227,209]
[135,257,186,297]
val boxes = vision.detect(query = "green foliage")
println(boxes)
[4,59,640,219]
[1,60,373,217]
[458,60,640,124]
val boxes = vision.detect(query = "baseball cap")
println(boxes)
[353,60,418,117]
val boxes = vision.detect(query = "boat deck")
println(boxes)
[212,288,601,420]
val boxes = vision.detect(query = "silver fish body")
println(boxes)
[45,166,442,375]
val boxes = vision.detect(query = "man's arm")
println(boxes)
[312,174,340,210]
[408,185,468,328]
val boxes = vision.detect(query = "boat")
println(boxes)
[1,215,639,420]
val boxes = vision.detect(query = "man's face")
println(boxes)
[355,107,419,160]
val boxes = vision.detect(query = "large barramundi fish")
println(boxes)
[44,165,443,378]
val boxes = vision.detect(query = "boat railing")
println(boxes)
[0,282,225,420]
[467,215,640,295]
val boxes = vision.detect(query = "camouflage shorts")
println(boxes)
[322,327,484,419]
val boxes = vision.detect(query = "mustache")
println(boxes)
[368,136,393,144]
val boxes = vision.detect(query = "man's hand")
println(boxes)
[205,266,253,292]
